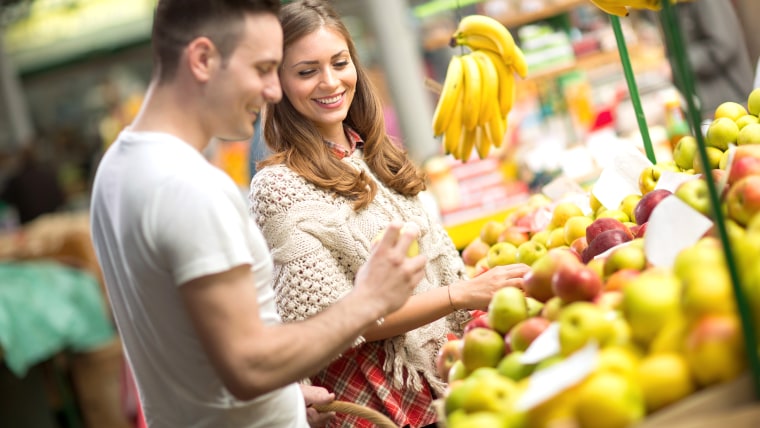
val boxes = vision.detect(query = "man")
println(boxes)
[89,1,426,427]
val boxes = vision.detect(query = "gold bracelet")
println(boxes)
[447,285,456,311]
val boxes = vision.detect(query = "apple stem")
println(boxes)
[660,0,760,398]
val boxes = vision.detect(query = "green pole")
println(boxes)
[660,0,760,398]
[610,15,657,164]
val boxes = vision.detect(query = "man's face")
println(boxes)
[207,13,283,142]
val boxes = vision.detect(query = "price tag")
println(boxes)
[515,342,599,411]
[519,322,560,364]
[644,195,714,269]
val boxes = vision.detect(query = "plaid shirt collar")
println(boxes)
[323,125,364,160]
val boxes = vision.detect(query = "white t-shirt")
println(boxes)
[90,130,307,428]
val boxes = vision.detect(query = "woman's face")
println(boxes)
[280,27,357,136]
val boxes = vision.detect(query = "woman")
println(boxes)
[249,1,529,426]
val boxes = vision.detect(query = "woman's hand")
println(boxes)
[450,264,531,311]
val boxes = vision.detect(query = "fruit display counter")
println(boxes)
[435,87,760,428]
[426,4,760,425]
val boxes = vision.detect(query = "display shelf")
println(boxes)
[490,0,587,29]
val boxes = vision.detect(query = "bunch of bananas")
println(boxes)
[431,15,527,162]
[589,0,692,17]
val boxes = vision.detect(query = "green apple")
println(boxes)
[674,177,711,216]
[544,227,568,249]
[617,194,643,223]
[529,229,551,247]
[457,369,520,414]
[748,87,760,116]
[486,242,518,268]
[480,220,506,246]
[448,359,469,383]
[557,301,614,356]
[446,410,513,428]
[515,240,548,266]
[563,215,594,247]
[444,370,475,413]
[594,209,630,224]
[603,244,647,278]
[496,351,536,381]
[681,266,736,320]
[487,286,529,335]
[540,296,564,321]
[575,371,646,428]
[693,146,724,173]
[622,268,681,347]
[673,135,699,170]
[461,327,506,371]
[548,201,585,230]
[738,123,760,145]
[672,237,724,281]
[526,296,545,317]
[736,114,760,130]
[596,346,640,379]
[713,101,747,121]
[705,117,739,150]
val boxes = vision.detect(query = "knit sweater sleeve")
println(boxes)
[249,165,370,345]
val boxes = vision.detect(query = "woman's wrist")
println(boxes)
[447,282,462,311]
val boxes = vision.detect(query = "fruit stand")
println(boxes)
[429,1,760,427]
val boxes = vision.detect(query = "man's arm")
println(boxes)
[180,223,425,401]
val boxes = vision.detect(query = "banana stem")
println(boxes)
[660,0,760,399]
[610,15,656,164]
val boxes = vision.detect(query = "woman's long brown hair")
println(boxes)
[258,0,426,210]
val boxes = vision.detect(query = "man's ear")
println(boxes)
[186,37,218,83]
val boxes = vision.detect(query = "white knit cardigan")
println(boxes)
[248,152,471,395]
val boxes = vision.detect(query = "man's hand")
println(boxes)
[300,384,335,428]
[355,221,427,316]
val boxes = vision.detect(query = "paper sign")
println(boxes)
[655,170,699,193]
[515,342,599,411]
[644,196,714,269]
[542,175,587,202]
[519,322,560,364]
[591,167,641,212]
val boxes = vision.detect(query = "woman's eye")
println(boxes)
[298,69,316,77]
[334,60,349,68]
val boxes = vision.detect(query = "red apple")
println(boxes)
[462,238,490,267]
[604,268,641,292]
[684,314,747,387]
[629,222,648,238]
[498,226,530,247]
[586,217,632,245]
[727,144,760,185]
[570,236,589,259]
[725,175,760,226]
[582,229,634,264]
[523,248,579,302]
[552,260,603,303]
[436,339,463,381]
[508,316,552,352]
[633,189,672,225]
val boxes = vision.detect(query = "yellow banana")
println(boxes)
[458,122,477,161]
[588,0,629,16]
[453,34,502,58]
[471,50,499,126]
[432,55,464,137]
[443,87,464,156]
[453,15,517,66]
[474,125,491,159]
[479,49,514,116]
[486,112,506,149]
[460,53,482,131]
[511,46,529,79]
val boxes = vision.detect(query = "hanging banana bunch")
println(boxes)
[431,15,527,162]
[588,0,692,17]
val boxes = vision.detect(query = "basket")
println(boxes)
[313,400,400,428]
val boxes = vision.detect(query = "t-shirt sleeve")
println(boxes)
[148,175,254,286]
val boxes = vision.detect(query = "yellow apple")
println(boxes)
[480,220,506,246]
[617,194,642,222]
[684,314,747,387]
[549,201,585,230]
[736,114,760,130]
[706,117,739,150]
[748,87,760,116]
[622,268,682,348]
[575,371,646,428]
[714,101,748,122]
[563,215,594,247]
[738,123,760,145]
[487,286,529,335]
[486,242,518,268]
[637,352,696,412]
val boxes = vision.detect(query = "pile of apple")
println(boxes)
[441,89,760,428]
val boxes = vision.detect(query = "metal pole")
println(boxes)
[361,0,439,165]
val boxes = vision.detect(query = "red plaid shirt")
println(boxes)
[310,341,438,428]
[323,126,364,159]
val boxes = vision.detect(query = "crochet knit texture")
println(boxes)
[249,153,470,395]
